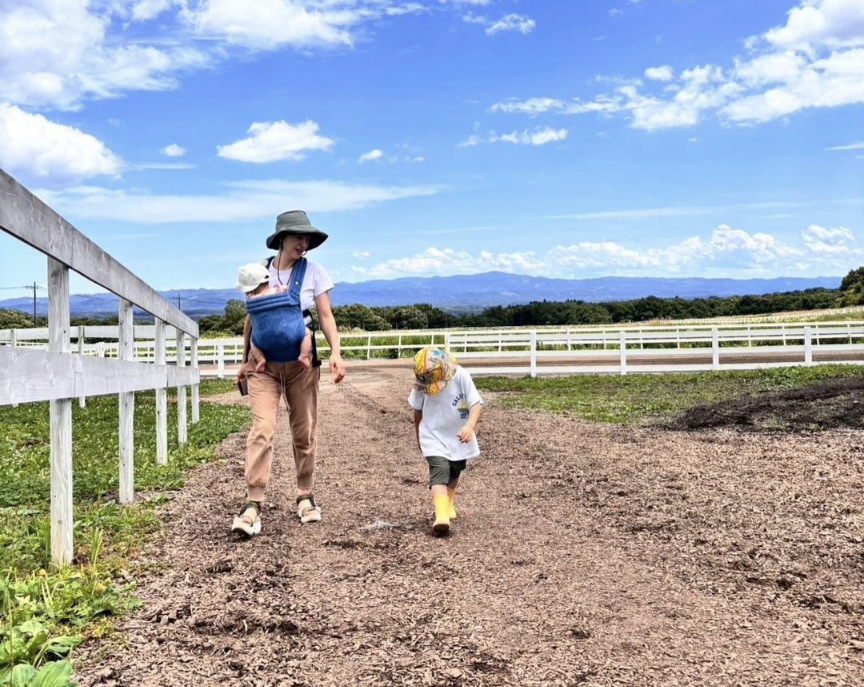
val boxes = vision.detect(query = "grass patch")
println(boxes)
[0,380,249,684]
[475,364,864,425]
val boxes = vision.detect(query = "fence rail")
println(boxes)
[0,168,200,565]
[5,321,864,378]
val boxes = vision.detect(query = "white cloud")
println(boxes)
[217,120,334,163]
[0,103,121,181]
[486,13,535,35]
[183,0,354,49]
[351,224,863,279]
[161,143,187,157]
[644,65,674,81]
[458,133,482,147]
[490,97,565,115]
[131,0,172,22]
[0,1,430,111]
[359,149,384,163]
[461,126,568,147]
[826,141,864,150]
[353,250,371,260]
[801,224,855,253]
[0,0,211,110]
[763,0,864,50]
[462,11,536,35]
[491,0,864,130]
[36,179,441,223]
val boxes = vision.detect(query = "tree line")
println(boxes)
[3,267,863,335]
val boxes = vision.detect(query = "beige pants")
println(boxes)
[244,355,320,501]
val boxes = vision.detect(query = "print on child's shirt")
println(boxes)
[451,392,469,420]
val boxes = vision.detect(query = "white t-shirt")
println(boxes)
[408,366,484,462]
[263,259,334,323]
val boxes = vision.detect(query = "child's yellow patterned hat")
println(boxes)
[413,346,457,395]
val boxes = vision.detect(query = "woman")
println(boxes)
[232,210,346,537]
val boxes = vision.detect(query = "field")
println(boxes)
[2,367,863,686]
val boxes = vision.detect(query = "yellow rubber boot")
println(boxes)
[433,494,451,534]
[447,488,457,520]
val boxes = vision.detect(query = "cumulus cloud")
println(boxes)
[359,149,384,163]
[801,224,855,253]
[217,120,334,163]
[0,103,121,181]
[490,0,864,130]
[0,0,211,110]
[161,143,187,157]
[644,65,674,81]
[352,224,862,279]
[36,178,441,224]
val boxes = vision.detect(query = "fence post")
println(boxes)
[118,299,135,505]
[155,320,168,466]
[77,325,86,408]
[217,340,225,379]
[619,329,627,376]
[191,337,200,424]
[47,257,73,566]
[444,332,451,355]
[530,331,537,378]
[10,329,18,408]
[367,334,372,360]
[804,326,813,365]
[712,327,720,370]
[177,331,188,445]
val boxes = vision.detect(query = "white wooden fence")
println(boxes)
[5,321,864,378]
[0,169,200,566]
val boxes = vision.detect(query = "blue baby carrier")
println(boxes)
[245,257,309,363]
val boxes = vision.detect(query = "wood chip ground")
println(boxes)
[75,365,864,687]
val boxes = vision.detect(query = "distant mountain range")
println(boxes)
[0,272,842,319]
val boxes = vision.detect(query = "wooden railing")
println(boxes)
[0,169,200,565]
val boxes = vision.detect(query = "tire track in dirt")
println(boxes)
[76,368,863,687]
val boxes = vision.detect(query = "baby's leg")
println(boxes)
[251,343,268,373]
[298,328,312,369]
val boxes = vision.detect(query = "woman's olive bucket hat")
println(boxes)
[265,210,329,251]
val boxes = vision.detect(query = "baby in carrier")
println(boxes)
[236,262,313,372]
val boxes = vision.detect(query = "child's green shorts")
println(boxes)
[425,455,467,487]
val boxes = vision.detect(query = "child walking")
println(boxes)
[235,262,313,371]
[408,346,483,534]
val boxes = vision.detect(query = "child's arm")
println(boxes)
[457,402,482,443]
[413,409,422,451]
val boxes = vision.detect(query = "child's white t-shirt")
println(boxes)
[264,259,334,324]
[408,366,484,462]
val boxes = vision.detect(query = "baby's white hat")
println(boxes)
[236,263,270,293]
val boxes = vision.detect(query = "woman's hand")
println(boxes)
[329,352,346,383]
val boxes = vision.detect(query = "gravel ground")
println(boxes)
[75,366,864,687]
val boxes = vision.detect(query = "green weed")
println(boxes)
[0,380,248,683]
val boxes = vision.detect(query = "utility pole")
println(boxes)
[32,281,37,322]
[176,295,182,311]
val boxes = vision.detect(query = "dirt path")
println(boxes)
[77,368,863,687]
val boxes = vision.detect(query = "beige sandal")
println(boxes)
[296,494,322,524]
[231,501,262,537]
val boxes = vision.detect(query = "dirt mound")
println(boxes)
[672,377,864,432]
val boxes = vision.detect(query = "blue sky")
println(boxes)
[1,0,863,300]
